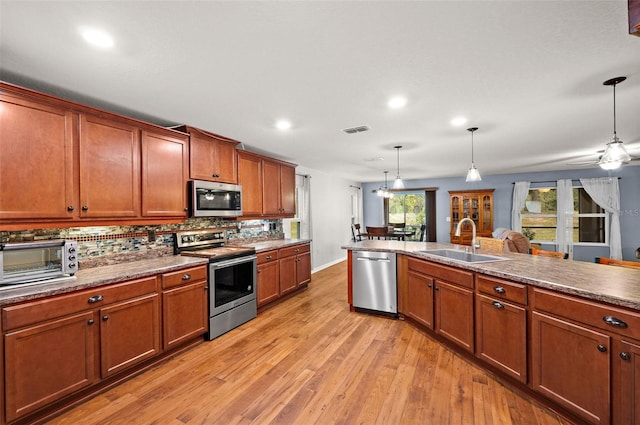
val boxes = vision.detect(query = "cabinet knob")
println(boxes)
[182,274,191,280]
[492,301,505,309]
[82,205,89,211]
[102,315,109,321]
[603,315,628,328]
[184,207,189,211]
[266,255,272,260]
[88,295,104,304]
[427,283,432,288]
[493,286,506,294]
[597,344,607,353]
[67,205,75,211]
[620,352,631,361]
[88,319,95,325]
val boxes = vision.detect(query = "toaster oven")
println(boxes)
[0,239,78,286]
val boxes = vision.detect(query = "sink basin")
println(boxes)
[419,249,509,263]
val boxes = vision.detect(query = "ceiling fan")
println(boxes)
[568,76,638,169]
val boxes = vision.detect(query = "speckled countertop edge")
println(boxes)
[0,256,209,306]
[238,238,311,253]
[343,240,640,311]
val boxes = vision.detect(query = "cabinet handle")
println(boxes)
[597,344,607,353]
[493,286,506,294]
[427,283,432,288]
[67,205,75,211]
[88,319,95,325]
[492,301,505,309]
[182,274,191,280]
[620,352,631,361]
[88,295,104,304]
[82,205,89,211]
[434,286,440,291]
[184,207,189,211]
[102,315,109,321]
[603,316,628,328]
[266,255,272,260]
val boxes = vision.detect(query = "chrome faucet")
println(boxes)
[455,217,479,254]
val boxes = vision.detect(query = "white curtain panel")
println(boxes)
[556,179,574,259]
[299,175,311,240]
[511,181,530,232]
[580,177,622,260]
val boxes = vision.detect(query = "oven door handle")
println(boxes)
[209,255,257,270]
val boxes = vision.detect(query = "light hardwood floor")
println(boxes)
[50,261,573,425]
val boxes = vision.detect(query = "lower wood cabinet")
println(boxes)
[257,243,311,308]
[257,250,280,307]
[405,270,434,329]
[434,280,474,353]
[613,338,640,425]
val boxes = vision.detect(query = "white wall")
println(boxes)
[296,165,361,272]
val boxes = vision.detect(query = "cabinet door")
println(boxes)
[257,260,280,306]
[212,138,238,183]
[189,133,238,183]
[163,281,208,350]
[475,294,527,383]
[613,338,640,425]
[280,164,296,215]
[4,311,96,422]
[279,255,297,295]
[100,293,160,377]
[0,93,75,220]
[531,311,610,425]
[141,130,188,217]
[434,280,474,352]
[262,159,281,215]
[406,271,434,329]
[79,114,140,218]
[296,251,311,287]
[238,151,263,216]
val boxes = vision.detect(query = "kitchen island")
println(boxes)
[343,240,640,425]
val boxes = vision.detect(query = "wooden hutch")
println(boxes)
[449,189,494,245]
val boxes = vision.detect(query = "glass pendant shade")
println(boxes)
[377,171,394,198]
[465,127,482,182]
[598,77,631,171]
[393,146,404,189]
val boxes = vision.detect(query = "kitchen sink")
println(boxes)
[419,249,509,263]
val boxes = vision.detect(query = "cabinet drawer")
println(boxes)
[2,277,158,331]
[408,257,473,289]
[161,265,207,289]
[532,288,640,340]
[280,243,310,258]
[257,250,278,264]
[477,275,527,305]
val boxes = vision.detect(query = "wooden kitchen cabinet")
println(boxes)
[0,89,75,221]
[279,243,311,295]
[257,250,280,306]
[237,150,264,217]
[406,270,434,329]
[613,338,640,425]
[161,265,208,350]
[435,280,475,353]
[263,159,296,216]
[141,130,189,217]
[475,275,527,383]
[449,189,494,245]
[178,126,239,184]
[78,113,141,218]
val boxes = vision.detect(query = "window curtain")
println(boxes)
[298,175,312,240]
[580,177,622,260]
[556,179,574,259]
[511,181,530,232]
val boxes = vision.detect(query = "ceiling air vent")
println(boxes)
[342,125,370,134]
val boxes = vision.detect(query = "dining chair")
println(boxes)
[351,224,363,242]
[366,226,388,240]
[594,257,640,269]
[418,224,427,242]
[529,248,569,259]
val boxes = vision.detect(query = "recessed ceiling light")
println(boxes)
[387,96,407,109]
[275,120,291,130]
[450,116,468,126]
[81,28,114,49]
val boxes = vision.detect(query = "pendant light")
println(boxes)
[376,171,394,198]
[465,127,482,182]
[392,145,404,189]
[598,76,631,170]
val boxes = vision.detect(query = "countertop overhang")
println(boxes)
[343,240,640,311]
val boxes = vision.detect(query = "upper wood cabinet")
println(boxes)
[449,189,494,245]
[141,130,188,217]
[177,125,239,184]
[0,90,75,221]
[237,150,263,217]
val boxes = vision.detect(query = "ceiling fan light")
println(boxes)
[600,138,631,164]
[599,160,622,171]
[466,164,482,182]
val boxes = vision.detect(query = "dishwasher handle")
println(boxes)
[356,256,391,262]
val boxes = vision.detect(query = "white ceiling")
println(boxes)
[1,1,639,183]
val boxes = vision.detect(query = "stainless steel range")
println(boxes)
[174,229,257,340]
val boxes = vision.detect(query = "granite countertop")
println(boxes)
[0,256,209,307]
[238,238,311,253]
[343,240,640,311]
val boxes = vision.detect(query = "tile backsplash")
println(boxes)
[1,218,283,268]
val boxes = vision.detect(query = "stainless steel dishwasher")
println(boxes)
[352,251,397,316]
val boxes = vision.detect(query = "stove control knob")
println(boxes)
[68,256,76,261]
[68,247,76,253]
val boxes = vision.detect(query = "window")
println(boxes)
[386,191,425,241]
[520,187,607,245]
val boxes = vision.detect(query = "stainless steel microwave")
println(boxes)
[0,239,78,286]
[190,180,242,217]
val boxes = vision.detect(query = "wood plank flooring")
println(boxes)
[49,261,573,425]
